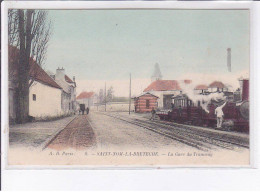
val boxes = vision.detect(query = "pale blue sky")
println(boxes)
[45,9,249,81]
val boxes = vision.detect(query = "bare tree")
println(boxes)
[30,11,52,67]
[107,86,114,102]
[8,10,19,47]
[8,10,19,79]
[8,9,53,123]
[99,89,104,104]
[29,11,52,87]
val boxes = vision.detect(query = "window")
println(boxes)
[33,94,36,101]
[146,100,150,108]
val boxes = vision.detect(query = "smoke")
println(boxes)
[178,81,225,113]
[175,70,249,113]
[177,69,249,92]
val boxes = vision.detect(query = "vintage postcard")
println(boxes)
[3,5,251,167]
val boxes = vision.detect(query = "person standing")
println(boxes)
[215,101,227,129]
[150,108,156,120]
[86,107,90,115]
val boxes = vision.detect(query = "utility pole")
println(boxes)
[129,73,131,115]
[227,48,231,72]
[105,82,107,112]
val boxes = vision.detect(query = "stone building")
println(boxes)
[52,67,77,114]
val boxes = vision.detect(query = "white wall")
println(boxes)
[96,102,134,112]
[29,81,62,118]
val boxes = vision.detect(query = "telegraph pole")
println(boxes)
[129,73,131,115]
[227,48,231,72]
[105,82,107,112]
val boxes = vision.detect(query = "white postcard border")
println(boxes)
[1,0,260,190]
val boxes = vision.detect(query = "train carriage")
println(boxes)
[156,79,249,133]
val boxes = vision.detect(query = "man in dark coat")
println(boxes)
[150,108,156,120]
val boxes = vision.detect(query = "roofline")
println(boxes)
[144,89,180,92]
[134,92,159,98]
[30,78,63,90]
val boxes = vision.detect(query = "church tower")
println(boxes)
[151,63,163,82]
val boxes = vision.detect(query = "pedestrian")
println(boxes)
[171,102,174,110]
[178,105,182,117]
[150,108,156,120]
[86,107,89,115]
[215,101,227,129]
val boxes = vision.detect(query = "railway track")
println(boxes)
[98,112,249,151]
[152,119,249,148]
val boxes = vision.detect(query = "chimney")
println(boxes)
[56,67,65,81]
[239,79,249,101]
[73,76,75,82]
[227,48,231,72]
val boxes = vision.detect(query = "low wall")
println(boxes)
[92,102,135,112]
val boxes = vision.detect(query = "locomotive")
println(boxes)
[156,79,249,132]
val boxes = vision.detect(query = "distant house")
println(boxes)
[194,84,208,94]
[133,92,159,113]
[76,91,95,108]
[208,81,228,93]
[143,80,182,109]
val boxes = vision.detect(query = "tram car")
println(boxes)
[79,104,86,114]
[156,80,249,132]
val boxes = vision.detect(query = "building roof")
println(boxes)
[65,75,74,83]
[144,80,181,92]
[29,61,62,89]
[55,79,71,93]
[172,93,188,99]
[134,92,159,99]
[9,46,62,89]
[183,80,192,84]
[195,84,208,90]
[208,81,225,88]
[76,92,95,100]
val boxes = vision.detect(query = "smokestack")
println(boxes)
[239,79,249,101]
[227,48,231,72]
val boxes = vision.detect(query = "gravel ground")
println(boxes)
[88,111,192,150]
